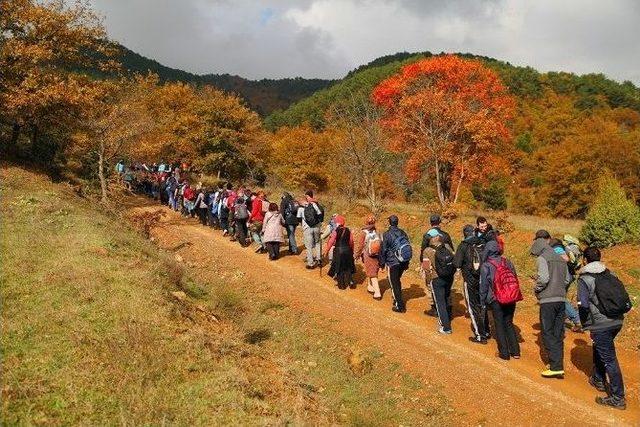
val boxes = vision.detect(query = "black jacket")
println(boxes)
[454,235,482,285]
[420,226,454,262]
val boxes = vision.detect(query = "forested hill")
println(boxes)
[115,44,335,116]
[265,50,640,130]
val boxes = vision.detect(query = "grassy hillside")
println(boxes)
[0,165,449,425]
[114,44,335,116]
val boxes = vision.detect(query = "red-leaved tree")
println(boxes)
[372,55,515,206]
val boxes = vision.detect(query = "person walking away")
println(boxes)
[166,174,178,211]
[225,185,237,239]
[427,234,456,334]
[297,190,324,269]
[455,224,490,343]
[578,247,630,410]
[182,183,196,218]
[207,185,222,229]
[549,238,582,332]
[378,215,412,313]
[194,189,208,226]
[324,215,356,289]
[262,203,285,260]
[219,190,230,234]
[480,240,522,360]
[354,215,382,300]
[280,192,299,255]
[421,214,454,317]
[234,190,250,247]
[249,191,266,253]
[530,229,572,378]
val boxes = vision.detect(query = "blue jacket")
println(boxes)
[379,226,410,268]
[479,241,517,305]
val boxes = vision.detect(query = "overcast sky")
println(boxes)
[89,0,640,84]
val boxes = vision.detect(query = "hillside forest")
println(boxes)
[2,0,640,244]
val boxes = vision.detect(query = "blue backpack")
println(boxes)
[393,233,413,263]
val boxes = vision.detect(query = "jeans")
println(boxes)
[251,221,264,249]
[303,226,321,266]
[490,301,520,359]
[286,224,298,254]
[591,326,624,399]
[565,301,580,325]
[540,301,565,371]
[431,276,454,331]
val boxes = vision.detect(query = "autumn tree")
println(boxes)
[0,0,114,160]
[371,55,515,206]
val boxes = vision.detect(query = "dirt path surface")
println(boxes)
[135,202,639,426]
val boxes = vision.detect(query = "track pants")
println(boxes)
[387,263,408,310]
[463,279,490,338]
[540,301,565,371]
[431,276,454,331]
[591,326,624,399]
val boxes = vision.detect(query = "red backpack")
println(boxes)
[488,257,523,304]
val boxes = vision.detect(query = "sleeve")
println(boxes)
[454,244,465,269]
[420,233,429,263]
[564,267,573,286]
[445,233,455,252]
[354,231,366,258]
[297,207,303,219]
[349,230,354,251]
[324,231,337,256]
[479,264,489,306]
[379,233,388,267]
[577,277,591,325]
[313,202,321,215]
[534,257,549,293]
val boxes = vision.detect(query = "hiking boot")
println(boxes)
[423,308,438,318]
[468,336,487,345]
[305,265,315,270]
[596,396,626,410]
[589,376,607,392]
[438,327,452,335]
[392,306,406,313]
[541,369,565,379]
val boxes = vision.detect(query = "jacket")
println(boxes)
[530,238,571,304]
[379,226,410,268]
[262,211,284,243]
[577,261,624,331]
[280,194,299,226]
[454,235,482,285]
[420,226,454,262]
[479,241,517,305]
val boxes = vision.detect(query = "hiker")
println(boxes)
[219,190,230,233]
[324,215,356,289]
[577,247,630,410]
[421,214,454,317]
[297,190,324,269]
[550,238,582,332]
[480,240,522,360]
[354,215,382,300]
[262,202,284,261]
[530,229,572,378]
[425,233,456,334]
[166,174,178,210]
[280,192,299,255]
[455,224,490,343]
[379,215,412,313]
[116,160,125,174]
[182,182,196,218]
[321,213,339,262]
[224,184,237,238]
[475,216,505,254]
[234,189,250,247]
[207,185,222,229]
[194,189,208,226]
[249,191,266,253]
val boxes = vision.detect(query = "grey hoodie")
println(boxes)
[530,238,571,304]
[577,261,624,331]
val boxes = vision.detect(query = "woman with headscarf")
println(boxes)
[323,215,355,289]
[355,215,382,300]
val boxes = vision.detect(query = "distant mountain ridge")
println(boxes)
[114,44,336,116]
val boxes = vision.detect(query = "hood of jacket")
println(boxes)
[484,240,501,259]
[530,238,552,257]
[580,261,606,275]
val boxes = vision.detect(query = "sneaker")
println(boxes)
[373,295,382,301]
[438,327,452,335]
[468,336,488,345]
[596,396,626,410]
[541,369,564,378]
[222,230,228,236]
[483,333,492,340]
[305,265,315,270]
[589,376,607,392]
[392,306,406,313]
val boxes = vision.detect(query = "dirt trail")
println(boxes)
[135,202,639,426]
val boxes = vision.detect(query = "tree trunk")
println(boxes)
[453,164,465,204]
[30,124,39,159]
[434,157,446,206]
[98,142,108,204]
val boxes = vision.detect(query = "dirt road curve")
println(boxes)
[136,203,639,426]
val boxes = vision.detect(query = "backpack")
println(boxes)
[235,201,249,220]
[183,187,195,201]
[303,202,324,227]
[562,234,583,275]
[434,245,456,278]
[590,270,632,318]
[365,230,381,256]
[488,258,523,304]
[393,232,413,263]
[284,199,299,225]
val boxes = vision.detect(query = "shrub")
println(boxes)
[471,179,508,211]
[580,175,640,247]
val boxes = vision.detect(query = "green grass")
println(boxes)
[1,165,450,425]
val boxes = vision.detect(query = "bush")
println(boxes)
[471,179,508,211]
[580,175,640,247]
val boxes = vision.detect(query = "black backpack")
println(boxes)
[284,199,299,225]
[303,202,324,227]
[591,270,632,318]
[435,245,456,278]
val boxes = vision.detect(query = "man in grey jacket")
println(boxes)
[577,247,626,410]
[530,229,572,378]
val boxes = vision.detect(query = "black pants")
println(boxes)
[463,279,490,338]
[431,276,454,331]
[540,302,565,371]
[197,207,208,225]
[387,263,408,310]
[235,219,248,245]
[490,301,520,359]
[265,242,280,260]
[207,210,218,228]
[591,326,624,399]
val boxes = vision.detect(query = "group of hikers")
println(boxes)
[119,161,631,411]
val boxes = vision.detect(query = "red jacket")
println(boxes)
[250,197,265,222]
